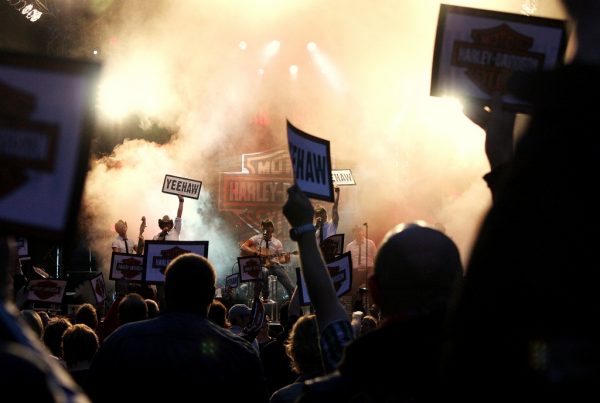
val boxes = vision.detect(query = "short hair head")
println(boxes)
[372,222,462,317]
[164,253,216,314]
[115,220,127,235]
[261,220,274,230]
[314,206,327,220]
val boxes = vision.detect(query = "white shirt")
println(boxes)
[249,234,284,266]
[153,217,182,241]
[345,238,377,270]
[112,235,136,254]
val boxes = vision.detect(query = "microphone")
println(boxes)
[363,222,368,227]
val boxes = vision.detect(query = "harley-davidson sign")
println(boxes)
[219,149,293,211]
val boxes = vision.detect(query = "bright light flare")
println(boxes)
[97,57,170,121]
[289,64,298,78]
[307,42,317,53]
[239,41,247,50]
[265,40,281,58]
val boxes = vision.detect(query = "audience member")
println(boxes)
[61,323,99,392]
[145,298,160,318]
[296,222,462,402]
[444,1,600,401]
[117,292,148,326]
[74,303,98,332]
[86,253,268,402]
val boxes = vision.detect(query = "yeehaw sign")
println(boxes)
[287,120,334,202]
[162,174,202,199]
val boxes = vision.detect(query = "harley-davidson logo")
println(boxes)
[30,280,61,300]
[451,23,545,95]
[243,258,261,279]
[153,246,191,274]
[117,257,143,279]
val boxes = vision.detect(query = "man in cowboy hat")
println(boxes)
[153,194,185,241]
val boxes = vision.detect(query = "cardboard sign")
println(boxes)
[237,255,263,282]
[26,278,68,303]
[90,272,106,304]
[110,252,144,281]
[296,252,353,306]
[331,169,356,186]
[431,4,567,112]
[143,240,209,283]
[225,273,240,289]
[162,174,202,199]
[287,120,334,202]
[0,50,100,239]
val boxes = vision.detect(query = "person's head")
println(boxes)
[314,206,327,224]
[61,323,99,368]
[115,220,128,237]
[43,317,72,358]
[74,303,98,330]
[369,222,462,319]
[285,314,323,375]
[228,303,252,327]
[145,298,160,318]
[118,293,148,325]
[158,215,174,231]
[164,253,216,315]
[352,225,365,241]
[261,220,275,236]
[20,310,44,340]
[208,299,230,328]
[561,0,600,21]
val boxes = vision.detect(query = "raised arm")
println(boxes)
[463,93,515,201]
[176,195,184,218]
[283,185,351,370]
[331,187,340,227]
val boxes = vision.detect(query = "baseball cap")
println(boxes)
[228,304,251,322]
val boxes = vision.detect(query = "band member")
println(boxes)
[112,220,139,254]
[345,224,377,295]
[240,220,295,302]
[153,195,184,241]
[314,187,340,244]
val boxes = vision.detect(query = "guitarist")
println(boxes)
[240,220,295,302]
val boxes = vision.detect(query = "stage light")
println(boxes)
[239,41,247,50]
[93,49,99,55]
[7,0,46,22]
[258,68,265,76]
[265,40,281,58]
[289,65,298,76]
[307,42,317,53]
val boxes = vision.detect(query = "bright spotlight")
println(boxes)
[307,42,317,53]
[289,65,298,75]
[265,40,281,58]
[239,41,247,50]
[258,68,265,76]
[93,49,98,55]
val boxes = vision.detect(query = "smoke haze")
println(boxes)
[79,0,567,283]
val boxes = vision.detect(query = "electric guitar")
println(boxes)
[137,216,146,255]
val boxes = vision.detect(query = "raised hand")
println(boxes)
[283,185,314,228]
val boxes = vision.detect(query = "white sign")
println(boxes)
[296,252,353,305]
[287,120,334,202]
[431,4,567,112]
[332,169,356,186]
[162,174,202,199]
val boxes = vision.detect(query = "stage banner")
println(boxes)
[237,256,263,282]
[431,4,567,112]
[287,120,334,202]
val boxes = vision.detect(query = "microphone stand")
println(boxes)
[363,222,369,313]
